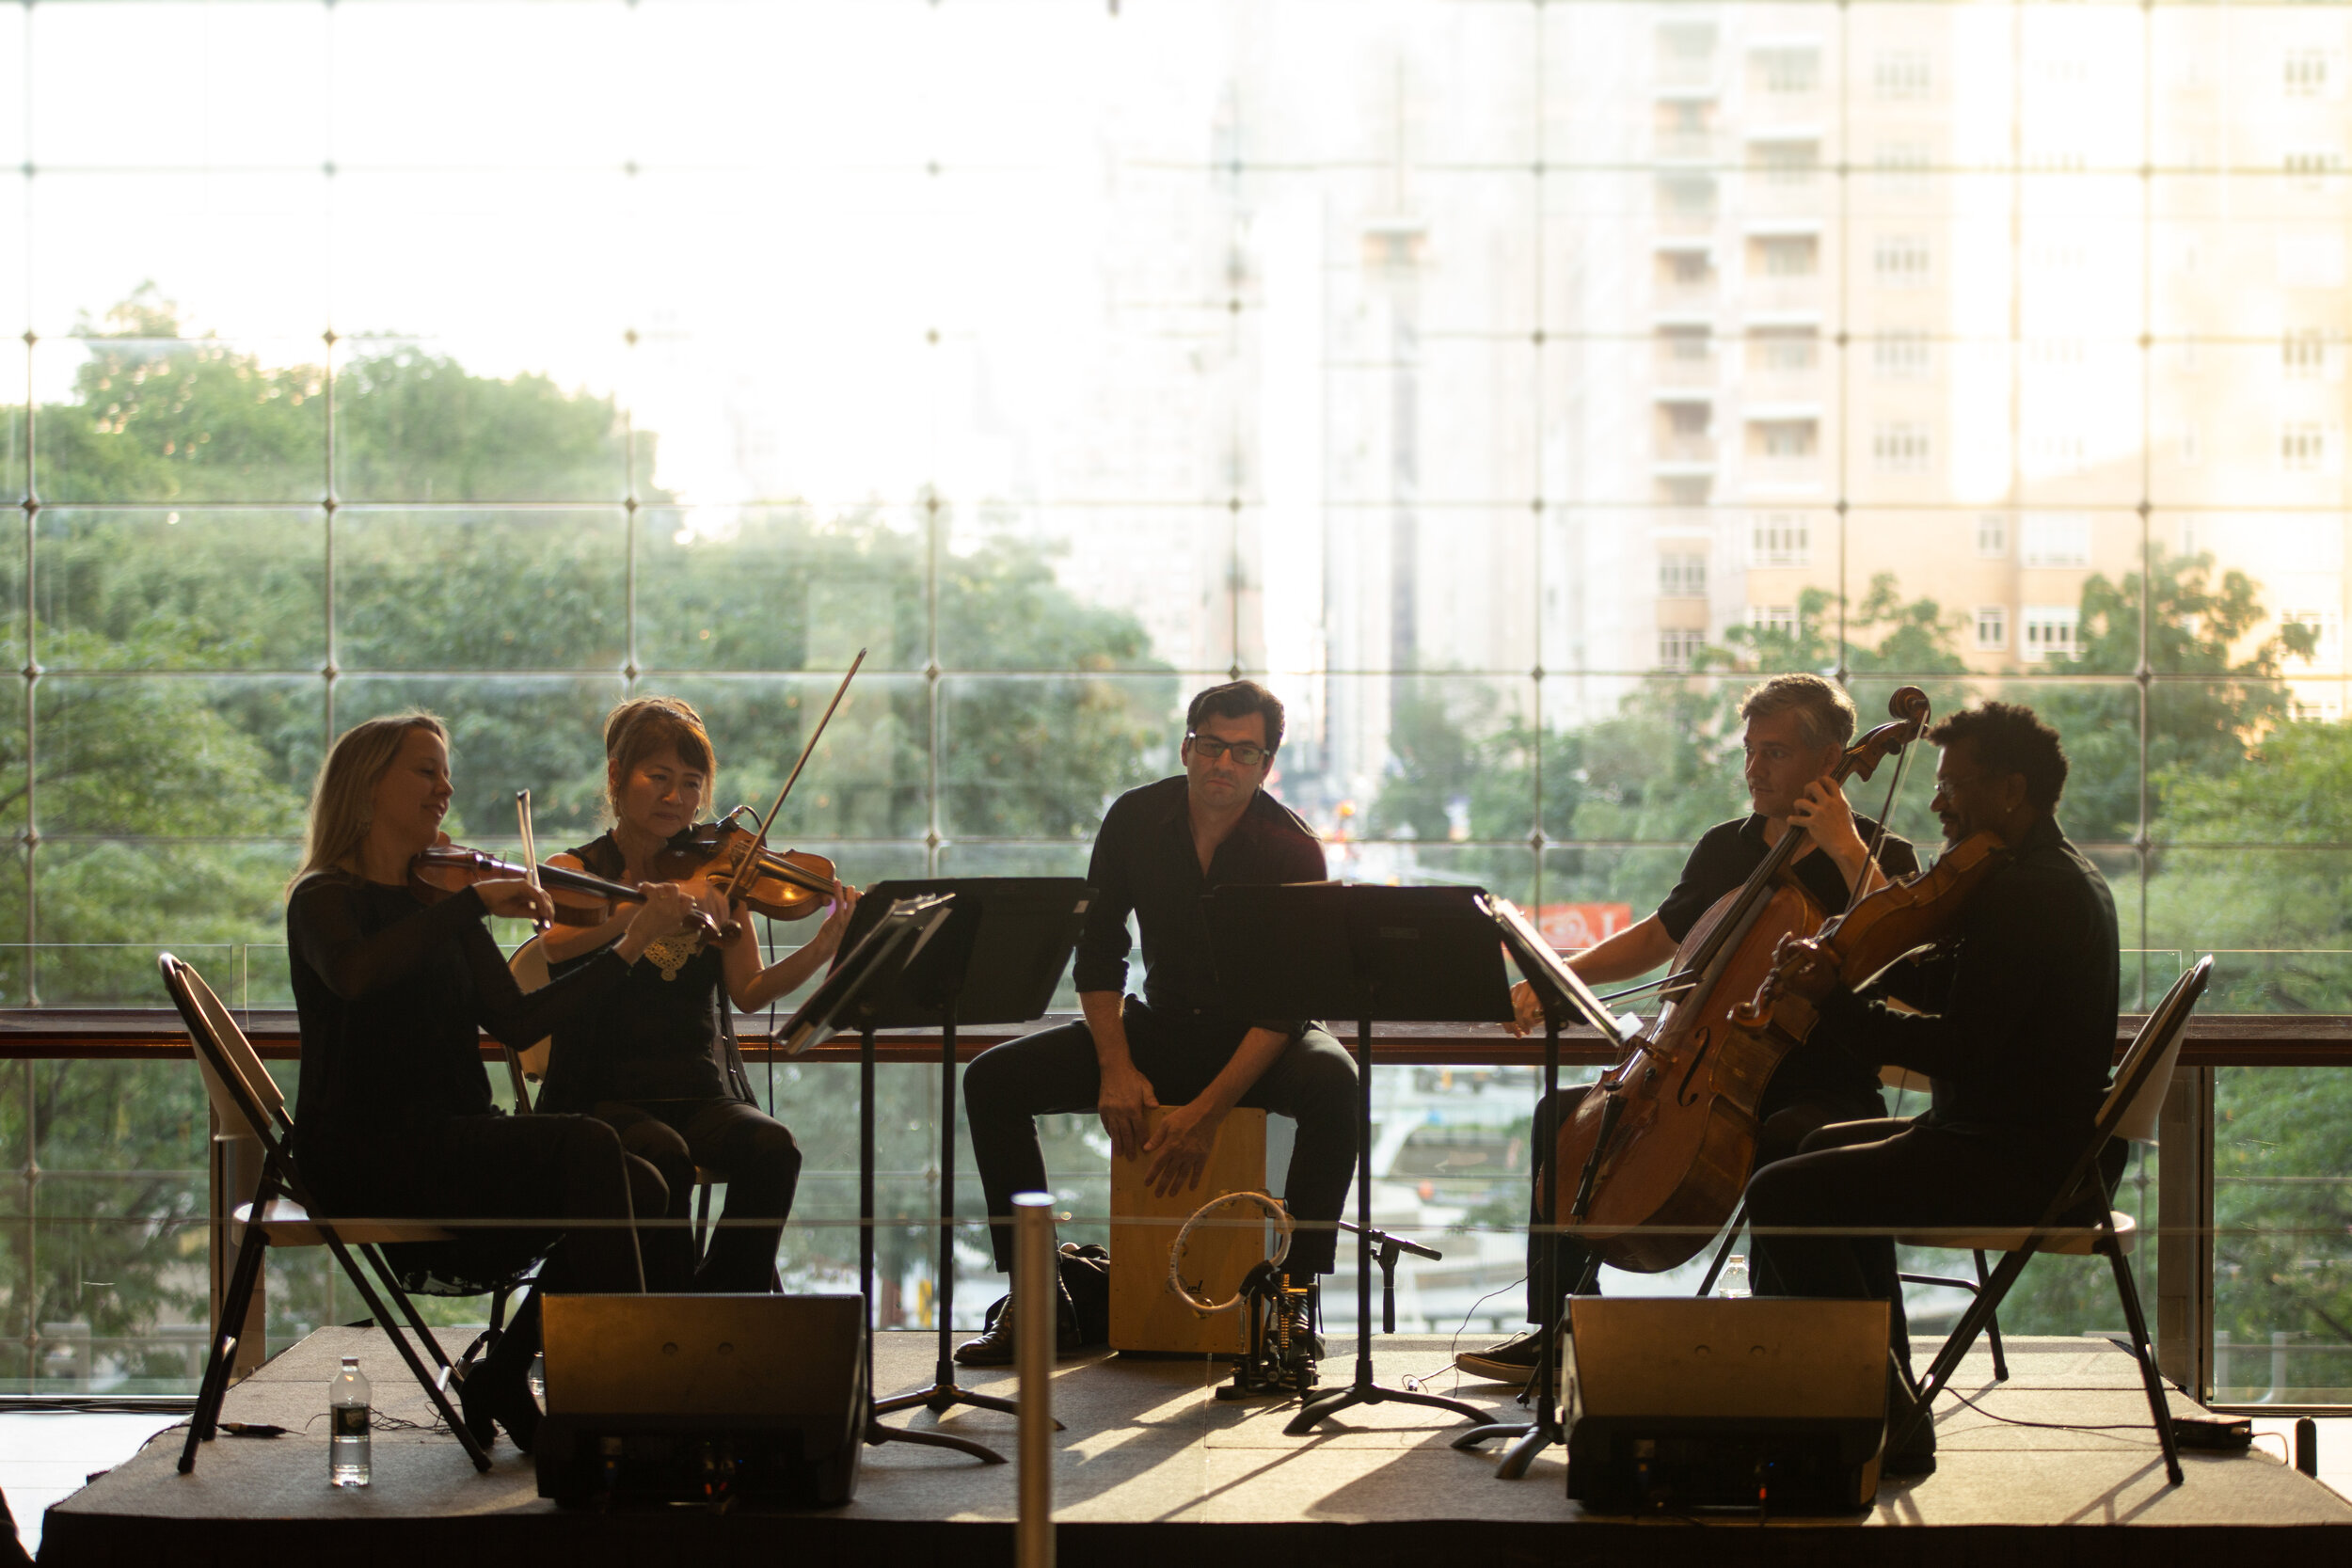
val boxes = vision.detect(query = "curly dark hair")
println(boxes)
[1929,701,2069,813]
[1186,680,1287,756]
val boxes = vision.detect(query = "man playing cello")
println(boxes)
[1456,673,1921,1382]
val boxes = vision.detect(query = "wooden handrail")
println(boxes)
[4,1008,2349,1067]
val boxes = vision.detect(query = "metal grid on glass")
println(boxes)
[0,0,2348,1397]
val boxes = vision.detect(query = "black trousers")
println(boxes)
[1523,1078,1886,1321]
[328,1111,666,1397]
[592,1098,803,1293]
[1744,1116,2116,1369]
[964,1003,1359,1275]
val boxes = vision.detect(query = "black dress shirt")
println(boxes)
[1651,813,1920,1110]
[539,832,730,1110]
[286,871,629,1199]
[1655,813,1920,945]
[1071,774,1327,1034]
[1813,816,2120,1136]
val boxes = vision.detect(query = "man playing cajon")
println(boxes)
[957,681,1358,1364]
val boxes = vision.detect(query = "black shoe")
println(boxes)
[1883,1430,1937,1479]
[1454,1325,1552,1383]
[953,1297,1083,1367]
[457,1361,539,1454]
[1883,1368,1935,1479]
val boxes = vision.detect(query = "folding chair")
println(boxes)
[161,952,495,1474]
[1890,954,2214,1488]
[1694,1066,2010,1379]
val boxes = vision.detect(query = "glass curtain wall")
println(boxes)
[0,0,2345,1394]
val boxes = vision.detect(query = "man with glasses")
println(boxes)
[955,680,1355,1365]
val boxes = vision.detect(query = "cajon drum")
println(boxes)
[1108,1107,1268,1354]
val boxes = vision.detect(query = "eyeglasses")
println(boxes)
[1187,734,1269,768]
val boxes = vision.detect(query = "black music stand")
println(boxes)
[1453,898,1631,1478]
[778,892,995,1461]
[1202,881,1516,1434]
[826,878,1091,1446]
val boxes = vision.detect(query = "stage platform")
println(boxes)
[38,1326,2352,1566]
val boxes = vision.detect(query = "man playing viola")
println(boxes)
[1457,673,1921,1382]
[1745,701,2121,1478]
[957,680,1357,1365]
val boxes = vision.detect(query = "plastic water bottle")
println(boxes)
[329,1355,372,1487]
[1715,1254,1753,1300]
[528,1351,546,1402]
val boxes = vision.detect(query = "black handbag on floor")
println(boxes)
[978,1242,1112,1346]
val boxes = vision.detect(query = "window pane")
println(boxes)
[37,508,325,671]
[638,505,925,675]
[937,673,1178,842]
[333,508,627,672]
[32,337,326,505]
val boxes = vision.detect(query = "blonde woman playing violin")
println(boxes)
[285,713,702,1453]
[539,696,859,1293]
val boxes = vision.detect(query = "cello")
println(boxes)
[1548,687,1932,1272]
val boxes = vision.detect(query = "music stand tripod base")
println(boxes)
[831,878,1091,1453]
[1280,1018,1485,1437]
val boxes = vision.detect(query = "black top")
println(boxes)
[539,832,731,1111]
[1653,813,1920,1110]
[1071,774,1327,1033]
[285,870,629,1200]
[1655,813,1921,945]
[1813,816,2120,1137]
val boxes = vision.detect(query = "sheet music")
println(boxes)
[1481,896,1633,1049]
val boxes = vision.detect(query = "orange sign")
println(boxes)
[1536,903,1633,951]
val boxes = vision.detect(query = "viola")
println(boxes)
[648,816,841,924]
[1549,686,1936,1272]
[1734,830,2012,1030]
[407,844,731,943]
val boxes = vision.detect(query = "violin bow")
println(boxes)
[515,789,551,933]
[723,648,866,903]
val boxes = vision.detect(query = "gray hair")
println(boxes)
[1739,673,1855,753]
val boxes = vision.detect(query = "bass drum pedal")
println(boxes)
[1164,1189,1320,1401]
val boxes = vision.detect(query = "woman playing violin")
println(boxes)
[537,696,859,1293]
[285,713,703,1452]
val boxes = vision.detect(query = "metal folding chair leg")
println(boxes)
[2106,1235,2185,1486]
[1974,1248,2009,1383]
[179,1197,275,1474]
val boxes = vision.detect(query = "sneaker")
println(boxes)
[1454,1325,1555,1383]
[952,1295,1084,1367]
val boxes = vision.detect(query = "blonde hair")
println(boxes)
[292,712,449,890]
[603,696,717,822]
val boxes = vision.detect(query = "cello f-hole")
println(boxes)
[1675,1026,1713,1107]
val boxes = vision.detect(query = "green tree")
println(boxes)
[2039,546,2318,847]
[1,290,1174,1377]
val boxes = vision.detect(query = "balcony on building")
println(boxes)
[1742,222,1823,314]
[1653,240,1718,309]
[1653,318,1717,388]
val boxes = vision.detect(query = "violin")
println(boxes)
[1734,830,2012,1030]
[408,844,732,943]
[1549,686,1937,1273]
[648,816,841,924]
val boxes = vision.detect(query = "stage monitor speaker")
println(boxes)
[1565,1296,1888,1515]
[534,1293,867,1508]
